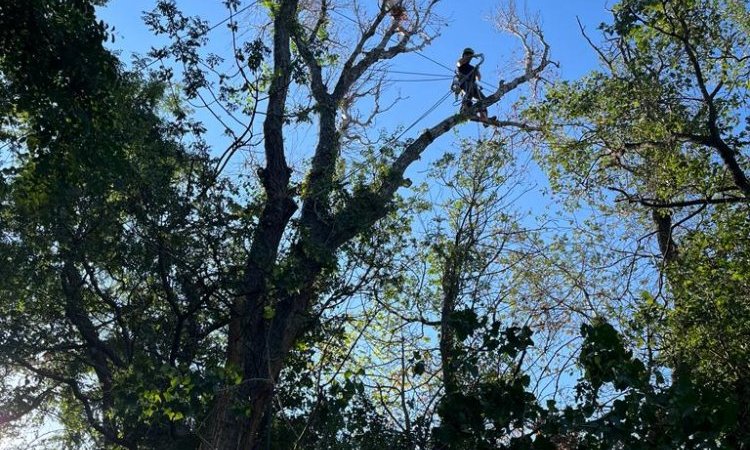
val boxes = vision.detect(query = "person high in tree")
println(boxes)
[456,47,495,123]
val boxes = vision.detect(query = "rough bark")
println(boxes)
[199,0,300,448]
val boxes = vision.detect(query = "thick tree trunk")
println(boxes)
[198,377,273,450]
[198,317,275,449]
[199,249,324,450]
[198,1,300,448]
[198,298,321,449]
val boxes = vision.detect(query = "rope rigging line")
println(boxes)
[333,88,453,188]
[413,50,455,73]
[329,7,360,25]
[322,7,490,142]
[385,77,453,82]
[391,89,454,143]
[206,1,261,33]
[415,51,494,90]
[314,7,468,143]
[372,68,454,77]
[327,7,496,91]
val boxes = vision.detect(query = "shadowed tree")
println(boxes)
[0,0,551,448]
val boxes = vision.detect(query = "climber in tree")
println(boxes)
[456,47,494,123]
[383,0,407,32]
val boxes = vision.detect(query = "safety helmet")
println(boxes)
[462,47,475,56]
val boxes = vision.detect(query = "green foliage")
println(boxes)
[531,0,749,206]
[433,326,539,450]
[579,320,647,392]
[271,342,416,450]
[561,318,749,449]
[527,1,750,448]
[667,208,750,387]
[0,1,244,447]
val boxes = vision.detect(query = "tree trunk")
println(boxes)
[439,249,463,395]
[652,209,678,263]
[199,250,323,449]
[198,0,300,447]
[198,378,273,450]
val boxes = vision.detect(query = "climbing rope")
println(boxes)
[391,89,454,143]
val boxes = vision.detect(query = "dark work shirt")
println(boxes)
[457,61,477,89]
[458,62,475,77]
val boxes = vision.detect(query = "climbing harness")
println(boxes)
[452,53,484,105]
